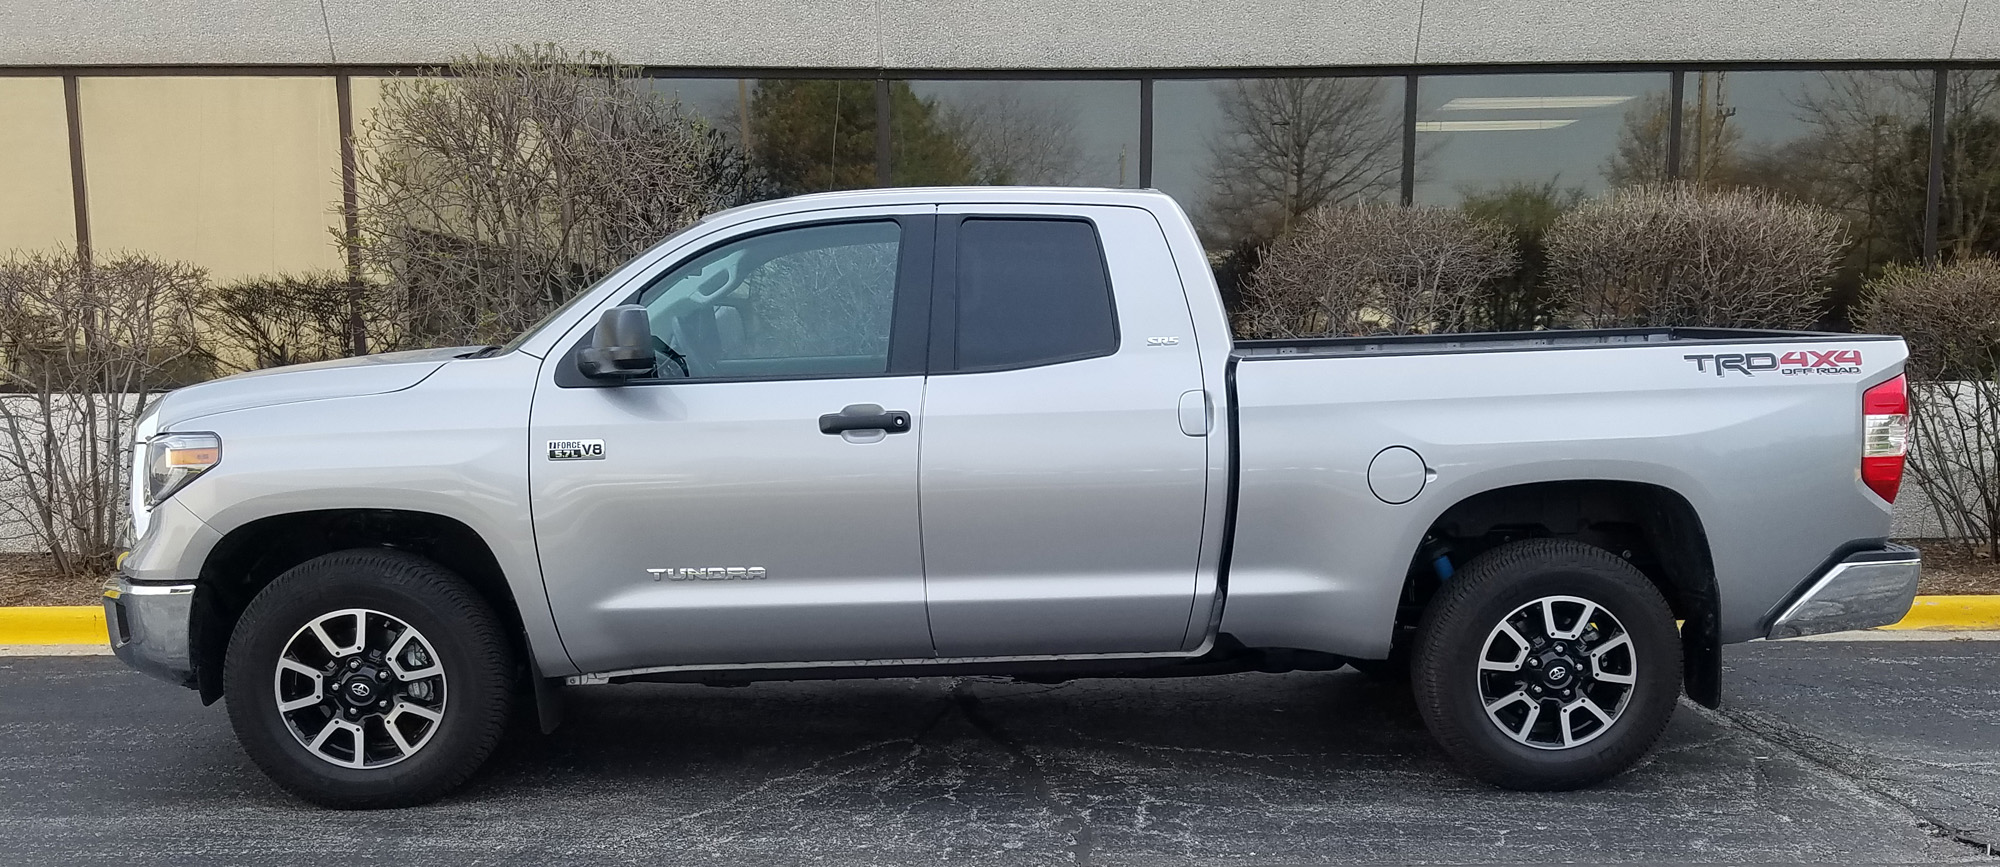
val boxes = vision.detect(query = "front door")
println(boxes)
[532,212,937,674]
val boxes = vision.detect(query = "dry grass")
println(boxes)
[1907,540,2000,595]
[0,553,104,606]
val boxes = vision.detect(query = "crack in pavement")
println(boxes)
[950,678,1095,865]
[1705,703,2000,858]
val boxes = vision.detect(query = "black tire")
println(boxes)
[1411,538,1680,791]
[224,549,515,809]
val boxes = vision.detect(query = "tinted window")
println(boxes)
[635,221,901,379]
[954,219,1117,369]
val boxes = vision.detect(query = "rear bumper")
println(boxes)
[103,577,197,688]
[1766,544,1922,640]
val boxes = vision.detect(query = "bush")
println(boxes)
[1236,204,1517,339]
[1545,184,1845,330]
[1856,258,2000,554]
[203,272,386,372]
[0,250,207,579]
[351,45,745,350]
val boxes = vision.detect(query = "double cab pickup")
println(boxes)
[107,188,1921,807]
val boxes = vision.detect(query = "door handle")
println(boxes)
[819,404,912,435]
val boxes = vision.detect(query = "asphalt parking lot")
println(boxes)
[1,639,1996,866]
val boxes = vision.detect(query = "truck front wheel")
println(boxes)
[223,549,515,808]
[1410,538,1681,790]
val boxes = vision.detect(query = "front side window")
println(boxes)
[953,218,1118,370]
[635,220,901,379]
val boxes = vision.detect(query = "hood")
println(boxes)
[153,346,479,428]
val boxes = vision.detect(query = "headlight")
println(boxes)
[146,432,221,507]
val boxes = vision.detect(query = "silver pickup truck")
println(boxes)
[107,187,1921,808]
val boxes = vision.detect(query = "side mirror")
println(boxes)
[577,305,655,379]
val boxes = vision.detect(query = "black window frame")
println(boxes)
[926,214,1123,375]
[554,213,936,388]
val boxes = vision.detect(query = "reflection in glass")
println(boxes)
[897,80,1140,188]
[1414,72,1672,206]
[1155,77,1402,251]
[1679,70,1935,315]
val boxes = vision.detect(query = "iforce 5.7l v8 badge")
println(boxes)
[547,439,605,461]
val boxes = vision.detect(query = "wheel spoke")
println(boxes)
[1592,668,1636,686]
[1483,690,1541,744]
[383,716,417,759]
[306,717,366,767]
[1590,633,1636,684]
[391,701,442,724]
[275,658,324,712]
[1545,598,1595,640]
[307,610,366,657]
[387,630,443,682]
[1480,622,1530,672]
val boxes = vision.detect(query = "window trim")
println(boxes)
[553,213,935,388]
[927,214,1123,376]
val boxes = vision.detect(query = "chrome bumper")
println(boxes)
[103,577,197,688]
[1767,544,1922,639]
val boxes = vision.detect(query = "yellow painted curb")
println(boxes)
[0,606,106,645]
[0,595,1994,646]
[1883,595,2000,631]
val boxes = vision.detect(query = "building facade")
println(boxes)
[1,0,1995,293]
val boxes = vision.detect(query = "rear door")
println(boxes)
[918,206,1211,658]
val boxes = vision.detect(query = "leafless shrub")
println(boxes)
[1236,204,1517,339]
[0,250,207,578]
[351,45,742,350]
[1856,259,2000,554]
[203,272,391,372]
[1546,184,1845,329]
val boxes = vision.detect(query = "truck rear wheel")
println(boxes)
[223,549,514,808]
[1410,538,1680,790]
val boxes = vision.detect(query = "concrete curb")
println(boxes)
[3,596,1999,648]
[1880,595,2000,632]
[0,606,105,645]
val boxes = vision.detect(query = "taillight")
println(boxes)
[1861,375,1908,503]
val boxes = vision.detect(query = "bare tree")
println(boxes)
[350,45,743,350]
[1237,204,1517,339]
[0,251,207,579]
[1201,78,1403,248]
[1546,184,1844,329]
[1603,82,1743,188]
[1856,259,2000,555]
[940,83,1085,185]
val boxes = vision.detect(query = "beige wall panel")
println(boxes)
[79,77,345,283]
[0,78,76,254]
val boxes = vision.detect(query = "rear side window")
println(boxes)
[953,218,1117,370]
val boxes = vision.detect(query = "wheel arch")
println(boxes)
[1404,480,1722,708]
[191,509,533,708]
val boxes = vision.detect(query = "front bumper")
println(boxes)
[103,577,197,688]
[1766,544,1922,639]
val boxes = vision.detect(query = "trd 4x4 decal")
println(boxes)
[1684,349,1864,377]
